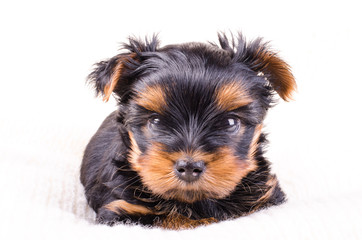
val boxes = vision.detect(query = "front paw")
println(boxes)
[96,207,123,226]
[96,200,157,227]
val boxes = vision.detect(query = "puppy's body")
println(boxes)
[80,33,296,229]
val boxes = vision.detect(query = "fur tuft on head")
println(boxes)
[217,32,296,101]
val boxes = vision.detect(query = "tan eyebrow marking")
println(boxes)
[215,82,252,111]
[135,85,167,113]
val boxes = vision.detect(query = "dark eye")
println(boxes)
[226,117,240,133]
[148,116,160,129]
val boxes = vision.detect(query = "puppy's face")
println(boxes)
[127,77,262,203]
[89,34,296,203]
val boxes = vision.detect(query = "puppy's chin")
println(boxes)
[159,183,234,203]
[163,190,217,203]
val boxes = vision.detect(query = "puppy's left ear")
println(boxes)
[246,41,297,101]
[88,53,136,102]
[219,33,297,101]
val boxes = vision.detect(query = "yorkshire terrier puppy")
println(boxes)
[80,32,296,229]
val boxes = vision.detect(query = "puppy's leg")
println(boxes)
[96,207,123,226]
[96,199,156,226]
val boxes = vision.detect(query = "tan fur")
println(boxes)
[215,81,253,111]
[135,85,167,113]
[103,62,123,102]
[201,147,258,200]
[104,200,154,215]
[103,53,136,102]
[256,49,296,101]
[158,214,218,230]
[248,124,263,159]
[128,131,142,172]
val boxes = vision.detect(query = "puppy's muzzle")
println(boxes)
[174,159,205,183]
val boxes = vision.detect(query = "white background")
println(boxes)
[1,0,362,239]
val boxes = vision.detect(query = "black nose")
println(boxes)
[174,160,205,183]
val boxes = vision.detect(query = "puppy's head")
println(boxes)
[88,33,296,203]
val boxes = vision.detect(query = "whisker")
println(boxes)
[110,175,140,194]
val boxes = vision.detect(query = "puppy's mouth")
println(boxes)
[163,188,216,204]
[161,175,235,203]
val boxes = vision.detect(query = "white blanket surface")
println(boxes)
[1,1,362,239]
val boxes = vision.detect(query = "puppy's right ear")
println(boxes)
[88,53,136,102]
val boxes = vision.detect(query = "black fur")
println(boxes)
[81,33,295,229]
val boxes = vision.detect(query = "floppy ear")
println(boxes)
[219,33,297,101]
[87,53,136,102]
[87,35,160,102]
[245,40,296,101]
